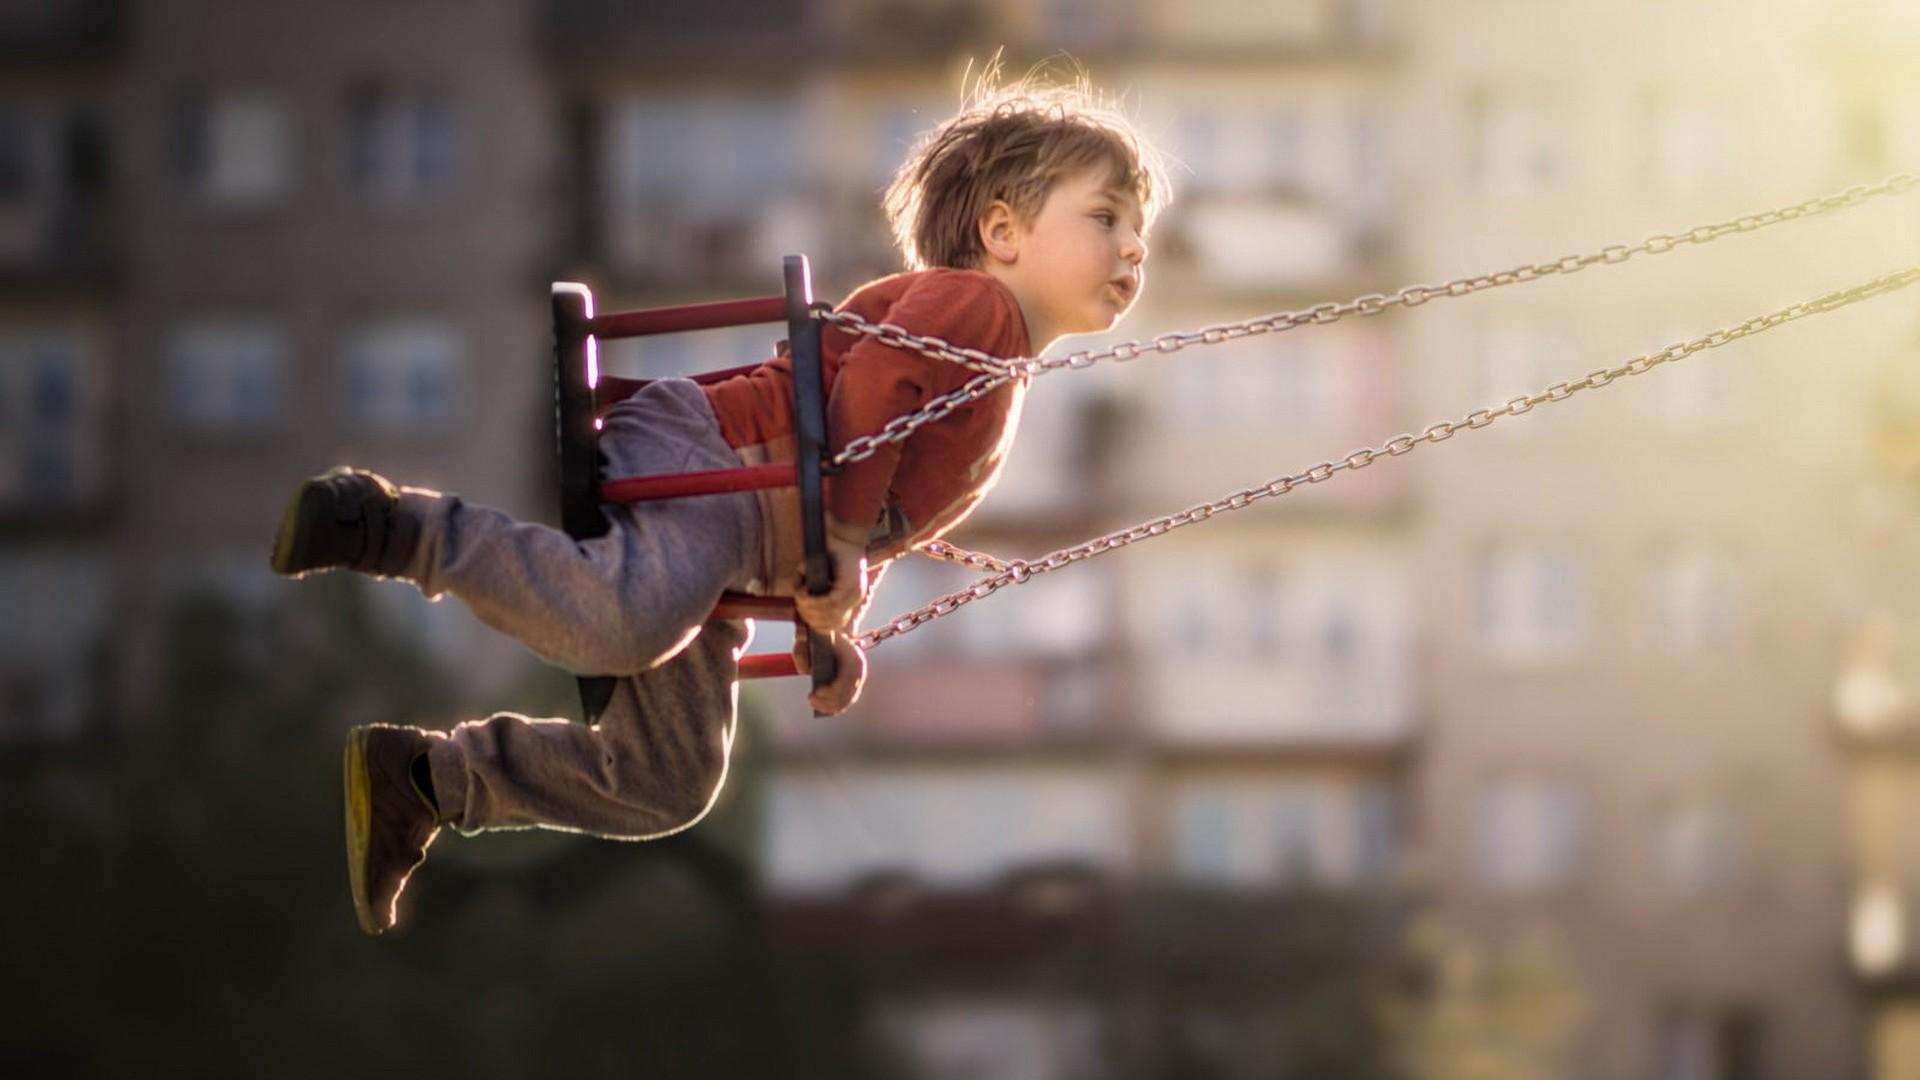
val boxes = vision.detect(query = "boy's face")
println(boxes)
[994,164,1149,345]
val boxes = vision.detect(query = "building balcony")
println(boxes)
[768,861,1119,968]
[1127,880,1410,971]
[766,865,1412,973]
[769,653,1121,752]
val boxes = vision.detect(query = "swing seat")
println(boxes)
[551,256,840,720]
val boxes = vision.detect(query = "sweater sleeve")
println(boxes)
[826,270,1020,529]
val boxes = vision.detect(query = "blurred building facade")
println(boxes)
[1823,6,1920,1079]
[0,0,559,749]
[6,0,1919,1076]
[1402,3,1916,1077]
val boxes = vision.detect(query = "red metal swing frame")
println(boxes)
[551,256,840,722]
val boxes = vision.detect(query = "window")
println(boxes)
[1475,315,1569,420]
[955,562,1105,660]
[1654,801,1744,898]
[606,97,797,212]
[1476,777,1586,892]
[1158,560,1283,661]
[1355,784,1399,881]
[869,102,943,187]
[1641,89,1727,195]
[1171,105,1309,196]
[174,90,294,206]
[1475,544,1586,660]
[1171,781,1381,889]
[341,319,461,431]
[1467,90,1562,197]
[763,770,1126,892]
[1170,335,1328,433]
[0,102,108,263]
[0,552,109,739]
[1656,1007,1762,1080]
[347,85,457,203]
[0,328,93,506]
[1658,354,1740,428]
[166,320,286,432]
[1246,565,1283,656]
[1636,307,1741,426]
[0,104,30,202]
[1652,545,1741,652]
[1347,105,1389,222]
[1175,793,1235,881]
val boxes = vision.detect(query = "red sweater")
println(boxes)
[701,268,1032,592]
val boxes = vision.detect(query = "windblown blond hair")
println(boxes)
[882,58,1172,272]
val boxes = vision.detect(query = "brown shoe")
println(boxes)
[271,467,419,579]
[343,724,444,936]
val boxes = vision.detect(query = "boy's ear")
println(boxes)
[978,200,1022,265]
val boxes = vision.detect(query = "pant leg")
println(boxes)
[425,615,752,838]
[393,379,761,677]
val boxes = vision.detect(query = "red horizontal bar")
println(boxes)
[740,652,799,680]
[599,463,796,503]
[590,297,786,339]
[712,592,796,621]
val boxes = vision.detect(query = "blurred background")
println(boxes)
[5,0,1920,1076]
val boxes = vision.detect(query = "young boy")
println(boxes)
[271,74,1166,936]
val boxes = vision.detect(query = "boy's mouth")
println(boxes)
[1107,276,1137,304]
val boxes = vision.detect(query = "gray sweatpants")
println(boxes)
[395,379,764,839]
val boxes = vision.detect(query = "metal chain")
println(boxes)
[822,171,1918,468]
[917,539,1012,574]
[856,264,1920,650]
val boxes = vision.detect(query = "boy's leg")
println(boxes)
[424,615,752,839]
[343,617,750,934]
[395,486,752,678]
[399,379,762,676]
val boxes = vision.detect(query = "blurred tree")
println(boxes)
[0,577,876,1078]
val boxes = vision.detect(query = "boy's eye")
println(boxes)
[1093,212,1115,227]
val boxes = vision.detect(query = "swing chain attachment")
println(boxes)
[856,263,1920,649]
[820,171,1918,469]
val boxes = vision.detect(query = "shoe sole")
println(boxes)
[270,482,322,578]
[342,727,382,936]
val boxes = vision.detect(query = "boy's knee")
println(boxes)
[605,741,728,837]
[555,611,702,676]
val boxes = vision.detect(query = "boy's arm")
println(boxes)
[826,270,1018,531]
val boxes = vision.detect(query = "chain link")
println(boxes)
[856,264,1920,649]
[917,539,1013,574]
[821,172,1918,468]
